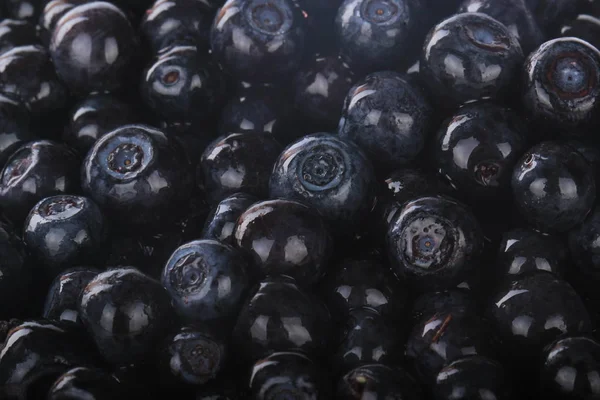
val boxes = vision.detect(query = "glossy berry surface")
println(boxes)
[141,45,228,124]
[43,267,101,324]
[386,195,484,291]
[201,192,258,245]
[0,93,34,169]
[248,351,330,399]
[511,141,596,233]
[81,124,194,230]
[432,101,528,201]
[269,133,376,231]
[522,38,600,134]
[335,0,420,73]
[433,356,511,400]
[561,14,600,51]
[199,132,282,204]
[210,0,307,82]
[161,239,250,325]
[0,219,30,319]
[336,364,421,400]
[49,1,140,95]
[48,367,125,400]
[24,195,107,278]
[0,19,37,55]
[525,0,583,35]
[234,199,332,286]
[540,336,600,399]
[78,266,175,365]
[420,13,524,108]
[338,71,433,169]
[233,277,331,364]
[0,140,80,225]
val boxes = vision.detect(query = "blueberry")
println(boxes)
[488,272,592,364]
[64,93,140,155]
[525,0,585,35]
[566,139,600,196]
[48,367,125,400]
[0,19,37,55]
[161,239,251,326]
[338,71,433,170]
[270,133,376,231]
[336,364,422,400]
[411,289,475,325]
[210,0,307,83]
[561,14,600,51]
[81,124,194,231]
[386,195,484,291]
[0,94,35,169]
[232,276,331,364]
[78,266,175,365]
[0,140,80,226]
[497,228,567,279]
[158,325,227,386]
[0,219,30,319]
[433,356,512,400]
[511,141,596,233]
[43,267,101,324]
[50,1,140,95]
[199,132,282,204]
[38,0,88,48]
[293,53,356,131]
[420,13,524,108]
[0,45,68,117]
[569,206,600,283]
[458,0,545,54]
[335,0,421,73]
[4,0,43,22]
[141,45,228,125]
[432,101,528,201]
[249,351,331,399]
[201,192,259,245]
[141,0,214,53]
[234,199,332,286]
[540,336,600,399]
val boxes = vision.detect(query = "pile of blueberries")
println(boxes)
[3,0,600,398]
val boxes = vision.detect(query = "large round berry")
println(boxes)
[522,38,600,134]
[43,267,101,324]
[269,133,376,231]
[420,13,523,108]
[511,141,596,233]
[210,0,307,82]
[50,1,140,95]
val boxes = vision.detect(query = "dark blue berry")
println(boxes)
[43,267,101,324]
[48,367,125,400]
[0,94,35,170]
[0,19,37,55]
[201,192,259,245]
[336,364,422,399]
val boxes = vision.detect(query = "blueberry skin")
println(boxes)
[0,140,80,226]
[158,326,227,386]
[433,101,528,201]
[561,14,600,51]
[141,45,228,125]
[540,336,600,399]
[81,124,194,230]
[199,132,282,204]
[210,0,307,83]
[333,307,403,376]
[269,133,376,230]
[497,228,567,279]
[249,351,331,399]
[48,367,125,400]
[511,141,596,233]
[458,0,545,54]
[406,311,493,383]
[38,0,88,48]
[161,239,251,326]
[201,192,259,245]
[567,139,600,195]
[0,320,97,399]
[433,356,511,400]
[525,0,585,35]
[0,19,38,55]
[141,0,214,52]
[0,220,30,319]
[334,0,420,74]
[338,71,433,170]
[50,2,140,95]
[0,45,68,117]
[411,289,475,325]
[523,38,600,134]
[293,53,356,131]
[232,277,332,364]
[420,13,524,109]
[63,93,139,155]
[569,207,600,283]
[336,364,422,400]
[78,266,175,366]
[386,195,484,291]
[43,267,101,324]
[488,272,592,363]
[0,94,35,169]
[234,199,332,286]
[4,0,43,22]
